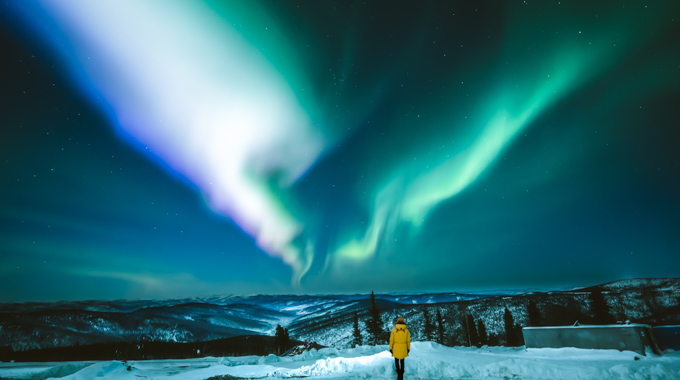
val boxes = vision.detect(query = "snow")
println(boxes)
[1,343,679,380]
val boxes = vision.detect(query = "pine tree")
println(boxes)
[274,324,285,355]
[367,291,384,345]
[503,307,520,346]
[352,312,363,347]
[514,322,525,346]
[527,300,542,327]
[284,328,290,351]
[460,314,469,346]
[436,309,445,345]
[477,319,488,347]
[422,308,434,341]
[590,288,615,324]
[640,286,660,324]
[465,314,478,347]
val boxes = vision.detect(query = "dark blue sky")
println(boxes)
[1,1,679,302]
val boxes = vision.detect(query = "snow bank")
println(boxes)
[1,342,679,379]
[0,362,90,379]
[47,361,136,380]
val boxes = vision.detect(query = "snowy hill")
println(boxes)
[0,302,293,351]
[0,292,494,351]
[1,278,678,353]
[289,278,680,349]
[1,342,679,380]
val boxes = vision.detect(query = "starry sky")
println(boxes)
[1,1,679,302]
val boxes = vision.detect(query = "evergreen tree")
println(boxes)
[477,319,488,347]
[367,291,384,345]
[503,307,521,346]
[460,314,470,346]
[514,323,525,346]
[527,300,542,327]
[352,313,363,347]
[422,308,434,341]
[487,333,500,346]
[465,314,478,347]
[274,324,285,355]
[436,309,445,345]
[283,328,290,351]
[590,288,615,324]
[640,286,660,324]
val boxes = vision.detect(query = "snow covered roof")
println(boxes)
[523,324,651,330]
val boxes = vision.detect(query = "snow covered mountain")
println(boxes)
[1,278,678,352]
[0,292,490,351]
[0,302,291,351]
[0,292,501,351]
[292,278,680,349]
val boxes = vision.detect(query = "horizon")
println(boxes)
[3,276,674,305]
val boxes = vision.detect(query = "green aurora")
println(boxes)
[1,1,679,301]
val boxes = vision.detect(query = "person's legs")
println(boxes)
[394,358,401,371]
[397,359,405,380]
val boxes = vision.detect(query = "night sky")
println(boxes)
[2,1,679,302]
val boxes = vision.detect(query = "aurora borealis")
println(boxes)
[2,1,679,302]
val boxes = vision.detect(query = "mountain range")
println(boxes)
[1,278,678,352]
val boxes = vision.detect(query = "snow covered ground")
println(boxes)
[1,342,679,380]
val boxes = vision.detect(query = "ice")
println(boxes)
[1,342,679,380]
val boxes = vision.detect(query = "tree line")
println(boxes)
[6,286,673,361]
[349,287,660,348]
[0,335,303,362]
[347,291,526,348]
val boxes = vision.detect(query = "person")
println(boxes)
[389,317,410,380]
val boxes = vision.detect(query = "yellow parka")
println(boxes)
[389,321,411,359]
